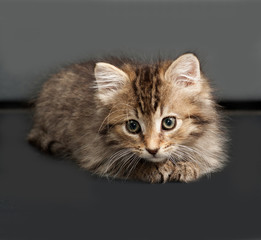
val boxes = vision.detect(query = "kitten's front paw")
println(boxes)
[131,162,161,183]
[132,160,175,183]
[131,160,200,183]
[170,161,200,183]
[156,160,176,183]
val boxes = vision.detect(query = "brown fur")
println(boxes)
[28,53,227,183]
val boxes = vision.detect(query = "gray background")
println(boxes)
[1,0,261,102]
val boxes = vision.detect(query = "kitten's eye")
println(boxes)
[126,120,141,134]
[162,117,176,130]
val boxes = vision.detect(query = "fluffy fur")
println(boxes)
[28,53,227,183]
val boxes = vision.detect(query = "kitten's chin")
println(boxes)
[143,156,167,163]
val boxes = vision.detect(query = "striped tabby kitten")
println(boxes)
[28,53,226,183]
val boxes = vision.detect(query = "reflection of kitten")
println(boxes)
[28,53,226,183]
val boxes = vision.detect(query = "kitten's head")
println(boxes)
[94,53,217,164]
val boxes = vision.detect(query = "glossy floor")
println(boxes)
[0,110,261,240]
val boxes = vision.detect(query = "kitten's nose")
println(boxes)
[146,148,159,156]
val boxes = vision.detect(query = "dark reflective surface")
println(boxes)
[0,110,261,240]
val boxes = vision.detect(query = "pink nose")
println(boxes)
[146,148,159,156]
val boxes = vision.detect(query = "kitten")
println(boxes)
[28,53,226,183]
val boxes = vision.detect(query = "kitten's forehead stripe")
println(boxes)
[133,65,161,115]
[134,108,139,119]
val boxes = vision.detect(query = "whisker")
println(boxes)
[114,152,135,177]
[104,149,131,174]
[125,155,141,179]
[171,144,212,169]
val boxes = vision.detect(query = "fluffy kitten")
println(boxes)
[28,53,226,183]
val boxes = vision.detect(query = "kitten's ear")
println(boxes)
[94,62,129,103]
[165,53,201,90]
